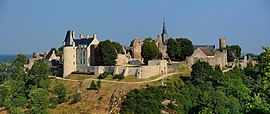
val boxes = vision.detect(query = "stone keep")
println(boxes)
[219,38,226,49]
[132,38,143,60]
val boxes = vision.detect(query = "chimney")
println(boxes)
[93,34,97,39]
[79,34,83,38]
[86,34,90,39]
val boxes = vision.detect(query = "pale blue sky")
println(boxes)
[0,0,269,55]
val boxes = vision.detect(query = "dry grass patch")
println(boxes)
[48,78,143,114]
[65,74,97,80]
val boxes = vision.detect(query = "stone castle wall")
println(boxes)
[78,60,168,79]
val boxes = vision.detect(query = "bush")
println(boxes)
[113,74,124,80]
[71,92,81,104]
[87,80,97,90]
[53,82,67,103]
[98,72,110,79]
[11,107,24,114]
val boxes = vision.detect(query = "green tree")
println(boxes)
[230,45,242,58]
[141,40,158,64]
[11,107,24,114]
[112,41,124,54]
[28,88,49,114]
[190,61,213,86]
[166,38,180,61]
[176,38,194,61]
[26,61,50,90]
[143,37,154,42]
[89,80,97,90]
[71,92,81,104]
[0,86,9,106]
[53,82,67,103]
[96,79,101,89]
[12,54,27,67]
[95,40,117,66]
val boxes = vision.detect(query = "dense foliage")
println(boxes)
[176,38,194,61]
[141,40,158,64]
[221,45,242,62]
[53,82,67,103]
[166,38,193,61]
[95,40,118,66]
[121,47,270,114]
[112,41,124,54]
[0,55,51,113]
[98,72,110,79]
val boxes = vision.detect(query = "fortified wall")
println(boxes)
[75,60,168,79]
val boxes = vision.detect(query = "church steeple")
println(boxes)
[162,21,167,34]
[161,21,169,44]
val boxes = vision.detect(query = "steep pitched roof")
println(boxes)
[199,48,215,56]
[74,38,94,46]
[64,30,75,46]
[193,45,215,50]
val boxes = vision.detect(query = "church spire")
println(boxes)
[162,21,167,34]
[161,21,169,43]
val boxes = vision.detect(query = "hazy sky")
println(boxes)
[0,0,269,55]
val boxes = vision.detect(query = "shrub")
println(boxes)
[71,92,81,104]
[113,74,124,80]
[98,72,110,79]
[88,81,97,90]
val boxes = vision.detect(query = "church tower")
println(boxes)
[161,21,169,44]
[63,30,77,77]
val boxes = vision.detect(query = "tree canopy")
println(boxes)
[112,41,124,54]
[95,40,118,66]
[121,56,270,113]
[166,38,194,61]
[141,40,158,64]
[176,38,194,61]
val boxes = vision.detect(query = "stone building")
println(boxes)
[186,38,228,68]
[132,38,143,61]
[126,21,169,62]
[63,30,99,77]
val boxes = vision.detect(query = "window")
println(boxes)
[83,59,85,64]
[83,51,86,57]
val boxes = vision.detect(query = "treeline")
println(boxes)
[0,54,81,113]
[120,47,270,114]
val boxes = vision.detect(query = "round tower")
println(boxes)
[219,38,226,49]
[63,46,76,77]
[63,30,77,77]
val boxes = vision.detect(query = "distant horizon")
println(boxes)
[0,0,269,55]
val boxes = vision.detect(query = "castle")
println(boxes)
[62,22,170,78]
[63,30,99,77]
[186,38,228,68]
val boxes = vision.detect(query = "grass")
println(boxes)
[48,67,191,113]
[65,74,97,80]
[48,78,143,114]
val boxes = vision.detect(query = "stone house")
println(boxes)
[186,47,227,68]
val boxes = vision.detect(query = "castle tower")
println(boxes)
[132,38,142,60]
[63,30,77,77]
[161,21,169,44]
[219,38,226,49]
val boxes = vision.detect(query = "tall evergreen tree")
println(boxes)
[95,40,117,66]
[141,40,158,64]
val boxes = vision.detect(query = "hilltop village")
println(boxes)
[23,21,258,78]
[1,22,267,114]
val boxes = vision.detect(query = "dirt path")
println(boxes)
[50,72,179,84]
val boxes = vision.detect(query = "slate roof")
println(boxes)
[64,30,95,46]
[74,38,94,46]
[194,45,215,50]
[199,48,215,56]
[64,30,74,46]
